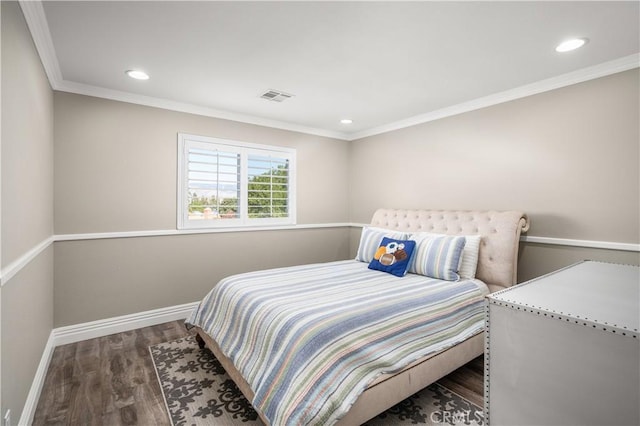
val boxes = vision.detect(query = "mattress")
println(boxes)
[186,260,489,426]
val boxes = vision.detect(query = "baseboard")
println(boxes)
[19,302,199,425]
[18,332,56,426]
[52,301,199,347]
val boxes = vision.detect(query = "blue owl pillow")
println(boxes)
[368,237,417,277]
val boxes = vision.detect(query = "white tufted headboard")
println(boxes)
[370,209,529,292]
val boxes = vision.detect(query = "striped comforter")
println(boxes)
[186,260,489,425]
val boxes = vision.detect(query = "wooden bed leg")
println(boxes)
[195,333,206,349]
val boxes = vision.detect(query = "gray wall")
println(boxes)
[1,1,55,421]
[54,93,350,233]
[53,93,352,326]
[54,228,350,326]
[349,70,640,280]
[53,69,640,325]
[3,1,639,420]
[518,243,639,282]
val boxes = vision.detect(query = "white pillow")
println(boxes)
[408,232,482,280]
[355,226,408,263]
[459,235,481,279]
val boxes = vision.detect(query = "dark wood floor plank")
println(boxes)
[34,320,486,425]
[33,321,190,426]
[437,356,484,407]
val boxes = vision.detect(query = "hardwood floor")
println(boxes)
[437,355,485,408]
[33,321,192,426]
[33,321,485,425]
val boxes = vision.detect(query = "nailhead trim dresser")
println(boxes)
[485,261,639,425]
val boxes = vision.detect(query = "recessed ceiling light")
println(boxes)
[340,119,353,124]
[555,38,588,53]
[125,69,150,80]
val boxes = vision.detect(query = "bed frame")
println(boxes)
[195,208,529,425]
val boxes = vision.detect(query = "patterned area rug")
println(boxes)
[149,335,483,425]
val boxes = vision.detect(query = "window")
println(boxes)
[177,133,296,229]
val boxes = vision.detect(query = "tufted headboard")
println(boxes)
[370,209,529,292]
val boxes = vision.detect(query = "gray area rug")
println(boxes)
[149,335,483,425]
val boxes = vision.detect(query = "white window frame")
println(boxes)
[177,133,296,230]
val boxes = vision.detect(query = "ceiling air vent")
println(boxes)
[260,89,294,102]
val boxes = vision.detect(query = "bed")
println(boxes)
[186,208,529,425]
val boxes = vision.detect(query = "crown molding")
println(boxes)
[347,53,640,141]
[17,0,350,141]
[19,1,63,87]
[54,79,350,140]
[20,1,639,142]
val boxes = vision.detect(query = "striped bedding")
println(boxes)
[186,260,489,426]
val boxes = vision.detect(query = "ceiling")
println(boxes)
[23,1,640,140]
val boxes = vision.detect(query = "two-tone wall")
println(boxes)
[349,69,640,280]
[2,2,353,421]
[1,1,54,422]
[52,93,352,327]
[54,69,640,329]
[2,2,639,423]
